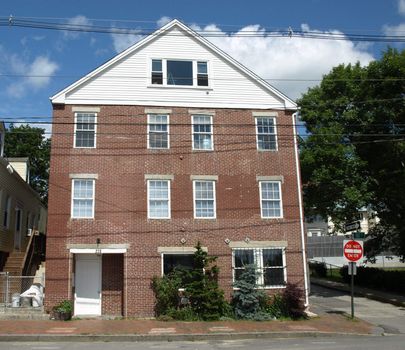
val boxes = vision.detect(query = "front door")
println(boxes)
[74,254,101,316]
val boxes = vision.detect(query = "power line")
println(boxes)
[2,17,405,42]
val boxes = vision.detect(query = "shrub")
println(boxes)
[309,262,327,278]
[231,264,272,320]
[265,294,288,319]
[53,300,73,313]
[151,270,182,316]
[281,283,306,319]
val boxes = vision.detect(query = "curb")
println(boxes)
[0,331,377,342]
[311,279,405,308]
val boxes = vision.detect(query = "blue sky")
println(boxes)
[0,0,404,135]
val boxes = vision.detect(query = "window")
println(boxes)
[163,254,194,275]
[232,248,286,287]
[151,59,163,84]
[256,117,277,150]
[150,59,209,87]
[75,113,96,148]
[192,115,213,150]
[72,179,95,219]
[3,195,11,228]
[193,180,216,218]
[148,114,169,149]
[197,61,208,86]
[148,180,170,219]
[167,60,193,86]
[260,181,282,218]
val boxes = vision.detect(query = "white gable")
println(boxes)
[52,20,296,110]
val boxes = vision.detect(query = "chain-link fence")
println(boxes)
[0,273,44,308]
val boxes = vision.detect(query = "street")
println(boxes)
[310,284,405,334]
[0,336,405,350]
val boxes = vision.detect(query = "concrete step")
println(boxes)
[0,307,49,320]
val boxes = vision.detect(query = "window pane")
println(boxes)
[149,115,169,149]
[73,180,94,218]
[163,254,194,275]
[261,182,280,200]
[167,60,193,85]
[152,59,162,72]
[264,268,285,286]
[197,62,207,74]
[263,249,283,267]
[76,113,96,148]
[234,250,254,267]
[148,180,169,218]
[262,201,281,218]
[256,117,276,150]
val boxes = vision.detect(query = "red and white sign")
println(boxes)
[343,240,364,262]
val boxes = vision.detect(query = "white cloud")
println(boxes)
[157,16,172,28]
[193,23,374,99]
[383,22,405,36]
[399,0,405,16]
[111,30,144,53]
[13,122,52,139]
[63,15,91,39]
[6,56,59,98]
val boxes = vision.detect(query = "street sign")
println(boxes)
[345,221,361,232]
[343,240,364,262]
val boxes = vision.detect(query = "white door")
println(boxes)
[74,254,102,316]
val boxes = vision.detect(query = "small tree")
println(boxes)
[231,264,271,320]
[281,283,306,319]
[186,242,228,321]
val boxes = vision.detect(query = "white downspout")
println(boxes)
[292,111,309,306]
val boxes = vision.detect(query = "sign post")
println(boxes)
[343,239,364,319]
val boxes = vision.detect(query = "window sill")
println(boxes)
[257,148,278,152]
[147,84,213,91]
[261,217,284,220]
[194,217,216,220]
[70,217,95,220]
[233,285,286,290]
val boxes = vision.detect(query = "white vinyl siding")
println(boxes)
[72,179,95,219]
[74,113,96,148]
[193,180,216,219]
[147,114,169,149]
[147,180,170,219]
[232,247,286,288]
[63,27,286,109]
[260,181,283,218]
[256,117,277,151]
[192,115,213,150]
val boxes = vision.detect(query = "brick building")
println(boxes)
[45,19,308,317]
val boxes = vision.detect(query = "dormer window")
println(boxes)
[150,59,209,87]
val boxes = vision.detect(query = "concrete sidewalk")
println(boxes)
[0,313,375,342]
[311,277,405,307]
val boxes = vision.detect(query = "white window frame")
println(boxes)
[147,114,170,149]
[193,180,216,219]
[191,115,214,151]
[255,116,278,151]
[149,58,211,88]
[74,112,97,149]
[259,181,283,219]
[71,179,95,219]
[232,247,287,289]
[147,179,171,219]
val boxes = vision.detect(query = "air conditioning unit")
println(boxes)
[27,228,32,237]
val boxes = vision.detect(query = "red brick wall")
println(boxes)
[102,254,123,316]
[45,104,306,317]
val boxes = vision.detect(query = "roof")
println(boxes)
[51,19,297,110]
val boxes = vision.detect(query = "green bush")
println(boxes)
[53,300,73,313]
[281,283,306,319]
[265,294,288,319]
[309,262,327,278]
[231,264,273,320]
[340,266,405,294]
[151,242,229,321]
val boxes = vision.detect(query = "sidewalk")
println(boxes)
[0,312,376,342]
[311,277,405,307]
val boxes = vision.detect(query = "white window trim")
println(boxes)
[147,179,171,219]
[71,178,95,219]
[148,58,211,89]
[232,247,287,289]
[73,112,97,149]
[147,114,170,149]
[259,181,283,219]
[193,180,216,219]
[191,115,214,151]
[4,195,11,229]
[255,116,278,151]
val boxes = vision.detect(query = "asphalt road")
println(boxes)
[1,337,405,350]
[309,284,405,334]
